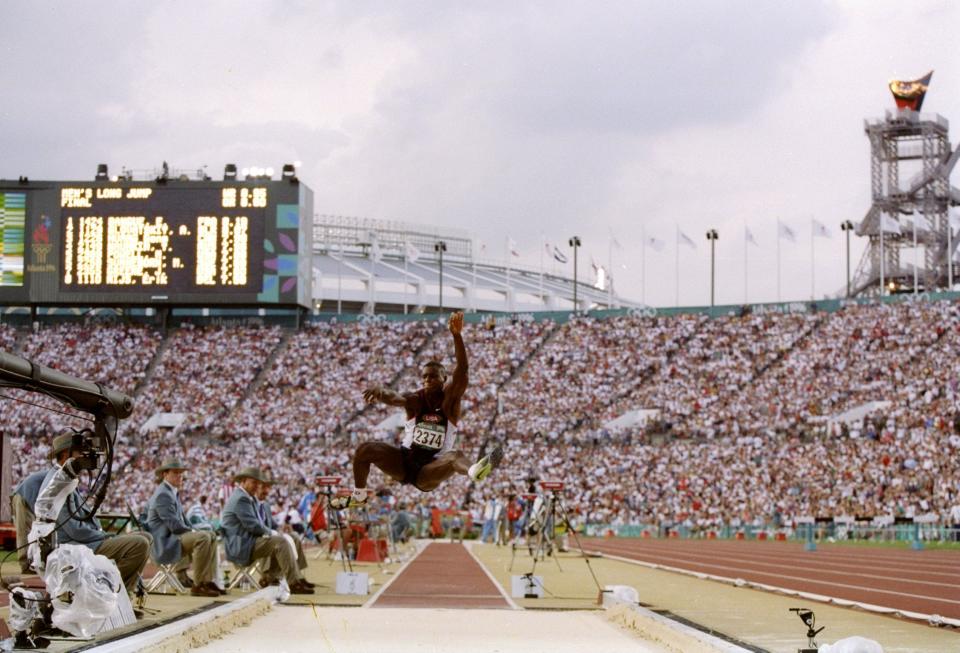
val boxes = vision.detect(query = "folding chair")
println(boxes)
[145,563,187,594]
[226,561,260,590]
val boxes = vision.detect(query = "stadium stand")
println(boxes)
[5,298,960,537]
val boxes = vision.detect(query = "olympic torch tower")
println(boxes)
[852,71,960,296]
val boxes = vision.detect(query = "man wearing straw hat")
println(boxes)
[37,432,152,593]
[145,458,222,598]
[222,467,314,595]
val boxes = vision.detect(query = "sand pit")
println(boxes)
[191,605,673,653]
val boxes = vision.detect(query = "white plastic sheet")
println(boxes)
[43,543,122,637]
[819,636,884,653]
[7,587,44,632]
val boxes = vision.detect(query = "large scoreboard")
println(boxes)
[0,178,312,308]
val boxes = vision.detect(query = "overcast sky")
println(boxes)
[2,1,957,307]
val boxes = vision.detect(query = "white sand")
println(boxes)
[193,606,672,653]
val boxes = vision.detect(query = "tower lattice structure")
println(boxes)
[853,107,960,296]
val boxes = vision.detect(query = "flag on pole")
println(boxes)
[812,219,831,238]
[594,265,606,289]
[777,220,796,243]
[645,236,665,252]
[552,245,568,263]
[880,215,902,235]
[745,226,759,246]
[678,230,697,248]
[507,237,520,258]
[370,239,384,262]
[404,240,420,263]
[611,235,623,249]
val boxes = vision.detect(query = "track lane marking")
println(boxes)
[363,540,429,608]
[591,541,960,587]
[589,540,960,574]
[590,548,960,607]
[463,542,520,610]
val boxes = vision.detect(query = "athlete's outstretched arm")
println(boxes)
[447,312,468,400]
[363,386,407,407]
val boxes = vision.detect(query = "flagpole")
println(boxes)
[744,224,748,304]
[913,216,918,295]
[880,218,885,297]
[675,225,680,308]
[370,252,376,314]
[949,214,954,289]
[777,222,781,303]
[641,224,646,305]
[505,237,511,311]
[337,241,342,315]
[403,242,408,315]
[607,236,613,309]
[539,234,544,308]
[810,218,815,301]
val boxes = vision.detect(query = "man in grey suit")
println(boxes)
[255,475,309,584]
[37,433,152,593]
[145,459,221,598]
[221,468,313,594]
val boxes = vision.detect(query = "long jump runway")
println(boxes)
[194,542,672,653]
[584,538,960,620]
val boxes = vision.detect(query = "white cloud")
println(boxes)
[1,1,957,306]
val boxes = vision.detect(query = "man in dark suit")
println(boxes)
[37,433,152,592]
[145,459,221,598]
[221,468,313,594]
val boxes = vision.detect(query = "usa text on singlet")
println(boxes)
[402,391,458,454]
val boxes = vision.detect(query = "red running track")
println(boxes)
[583,538,960,620]
[373,542,510,609]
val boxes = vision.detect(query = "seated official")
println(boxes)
[37,433,152,593]
[145,459,222,598]
[221,468,313,595]
[255,476,310,586]
[11,469,49,573]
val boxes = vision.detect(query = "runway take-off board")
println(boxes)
[194,542,672,653]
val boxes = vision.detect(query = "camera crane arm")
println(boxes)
[0,350,135,566]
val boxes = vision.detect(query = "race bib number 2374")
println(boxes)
[412,423,445,450]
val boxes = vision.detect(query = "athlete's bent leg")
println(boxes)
[353,442,407,487]
[415,450,471,491]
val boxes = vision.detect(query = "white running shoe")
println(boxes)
[468,446,503,481]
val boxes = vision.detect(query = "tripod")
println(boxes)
[516,482,603,597]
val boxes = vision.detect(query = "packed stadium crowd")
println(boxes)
[5,298,960,537]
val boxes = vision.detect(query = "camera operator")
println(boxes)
[145,459,221,597]
[11,468,48,573]
[37,433,152,593]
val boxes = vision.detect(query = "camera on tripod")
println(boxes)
[790,607,824,653]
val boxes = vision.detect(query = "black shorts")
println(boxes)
[401,446,438,490]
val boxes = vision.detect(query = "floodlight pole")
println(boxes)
[706,229,719,307]
[568,236,581,312]
[841,220,854,298]
[435,240,447,312]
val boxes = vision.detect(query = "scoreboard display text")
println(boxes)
[60,185,264,292]
[0,179,311,307]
